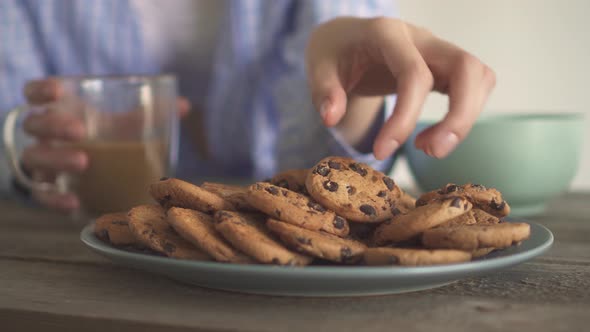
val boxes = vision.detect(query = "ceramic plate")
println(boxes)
[80,221,553,297]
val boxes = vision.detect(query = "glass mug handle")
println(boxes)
[2,105,58,192]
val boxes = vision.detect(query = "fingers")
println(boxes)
[24,78,63,105]
[22,143,88,173]
[415,53,496,158]
[29,170,80,212]
[23,109,86,140]
[369,19,433,160]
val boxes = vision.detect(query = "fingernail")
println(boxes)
[431,131,459,158]
[375,138,400,160]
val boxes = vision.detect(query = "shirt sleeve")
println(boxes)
[270,0,399,175]
[0,0,47,194]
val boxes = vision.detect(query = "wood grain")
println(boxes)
[0,192,589,331]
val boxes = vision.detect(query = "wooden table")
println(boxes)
[1,193,589,332]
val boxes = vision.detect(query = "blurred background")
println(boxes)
[393,0,590,191]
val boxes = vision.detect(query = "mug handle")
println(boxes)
[2,105,57,192]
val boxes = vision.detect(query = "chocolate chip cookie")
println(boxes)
[246,182,349,237]
[167,207,254,263]
[363,247,472,266]
[422,222,531,251]
[214,211,313,266]
[266,219,367,264]
[305,157,401,222]
[127,205,211,260]
[94,212,138,246]
[416,183,510,218]
[373,196,473,245]
[149,178,235,213]
[201,182,255,211]
[270,169,309,194]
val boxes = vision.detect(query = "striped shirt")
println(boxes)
[0,0,398,192]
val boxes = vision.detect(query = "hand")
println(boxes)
[20,78,190,212]
[306,17,496,159]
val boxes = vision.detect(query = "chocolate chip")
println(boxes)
[464,203,469,210]
[371,175,378,182]
[439,184,459,194]
[281,189,289,197]
[159,177,169,181]
[446,184,459,193]
[275,209,282,218]
[391,207,402,216]
[271,258,281,264]
[111,220,128,226]
[347,185,357,195]
[451,197,463,208]
[299,185,308,194]
[307,201,326,212]
[323,180,339,192]
[490,199,506,211]
[340,247,353,262]
[377,190,387,198]
[265,186,279,196]
[471,183,487,190]
[382,176,395,190]
[296,236,311,245]
[415,199,428,207]
[163,242,176,253]
[275,179,289,189]
[215,211,233,220]
[98,229,110,241]
[314,165,330,176]
[349,163,367,176]
[360,204,376,216]
[328,161,342,169]
[388,255,399,264]
[333,216,346,229]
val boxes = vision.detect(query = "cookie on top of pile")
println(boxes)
[94,156,531,267]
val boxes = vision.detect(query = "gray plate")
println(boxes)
[80,221,553,297]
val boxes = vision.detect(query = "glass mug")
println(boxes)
[3,75,179,216]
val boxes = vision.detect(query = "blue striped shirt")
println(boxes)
[0,0,398,191]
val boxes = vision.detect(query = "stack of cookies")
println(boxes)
[94,156,531,267]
